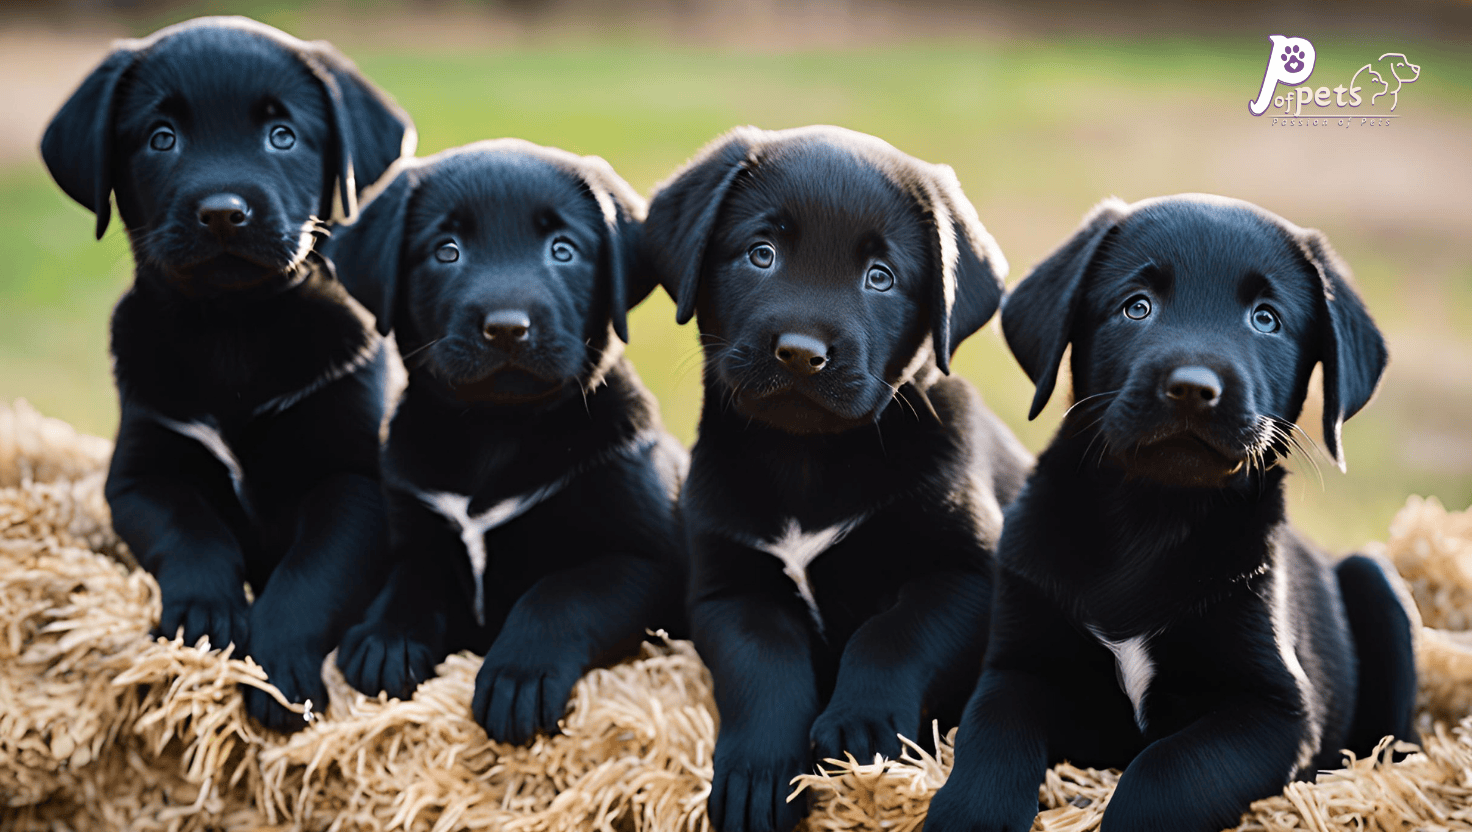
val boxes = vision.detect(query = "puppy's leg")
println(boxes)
[1336,554,1418,754]
[241,473,391,732]
[472,553,675,744]
[106,408,253,651]
[694,534,825,832]
[924,575,1103,832]
[1101,699,1305,832]
[337,490,473,700]
[925,669,1060,832]
[810,567,990,763]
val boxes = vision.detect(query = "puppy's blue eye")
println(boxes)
[748,243,775,269]
[149,128,175,152]
[1251,305,1280,333]
[435,242,459,263]
[866,265,894,292]
[1124,296,1152,320]
[550,238,575,262]
[268,126,295,151]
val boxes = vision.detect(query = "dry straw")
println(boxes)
[3,397,1472,831]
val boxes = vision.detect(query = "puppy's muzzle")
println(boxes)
[1162,366,1223,414]
[774,332,829,376]
[197,193,251,240]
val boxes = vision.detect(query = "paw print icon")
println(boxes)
[1282,44,1306,74]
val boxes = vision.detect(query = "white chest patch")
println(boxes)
[152,415,253,515]
[1090,627,1155,731]
[410,430,662,628]
[750,516,865,630]
[415,485,560,627]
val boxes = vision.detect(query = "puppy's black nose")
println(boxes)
[197,193,250,237]
[1163,366,1223,411]
[774,333,829,376]
[483,309,532,348]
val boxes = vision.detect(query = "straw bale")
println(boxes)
[3,398,1472,832]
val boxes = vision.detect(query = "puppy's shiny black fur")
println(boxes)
[40,17,414,731]
[925,195,1418,832]
[327,141,686,746]
[645,126,1031,832]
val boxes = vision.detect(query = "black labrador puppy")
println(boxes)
[925,194,1418,832]
[40,17,414,731]
[643,125,1032,832]
[326,140,686,745]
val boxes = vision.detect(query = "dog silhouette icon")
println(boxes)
[1352,53,1421,111]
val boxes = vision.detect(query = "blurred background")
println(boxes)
[1,0,1468,550]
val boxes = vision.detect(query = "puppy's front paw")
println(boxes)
[923,779,1034,832]
[708,741,809,832]
[337,618,442,701]
[809,696,917,764]
[156,589,250,652]
[242,641,327,734]
[241,606,331,733]
[471,654,583,745]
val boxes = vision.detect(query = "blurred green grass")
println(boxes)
[3,31,1468,550]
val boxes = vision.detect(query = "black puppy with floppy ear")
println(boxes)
[925,194,1418,832]
[326,140,687,746]
[644,125,1031,832]
[40,16,414,731]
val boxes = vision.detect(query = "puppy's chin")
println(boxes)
[162,253,303,296]
[729,388,881,435]
[442,367,570,405]
[1109,434,1249,488]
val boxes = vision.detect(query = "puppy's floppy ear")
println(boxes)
[327,166,413,335]
[575,155,650,344]
[643,128,758,324]
[304,42,415,224]
[1002,198,1129,420]
[1298,229,1388,472]
[41,46,139,240]
[918,164,1008,375]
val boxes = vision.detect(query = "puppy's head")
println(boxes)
[41,16,414,296]
[1004,194,1387,485]
[645,125,1006,434]
[327,140,651,405]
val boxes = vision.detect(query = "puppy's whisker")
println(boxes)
[1273,419,1325,490]
[1283,420,1332,466]
[892,386,920,421]
[1078,424,1106,473]
[1094,434,1113,471]
[1062,390,1121,421]
[399,338,443,365]
[674,348,709,384]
